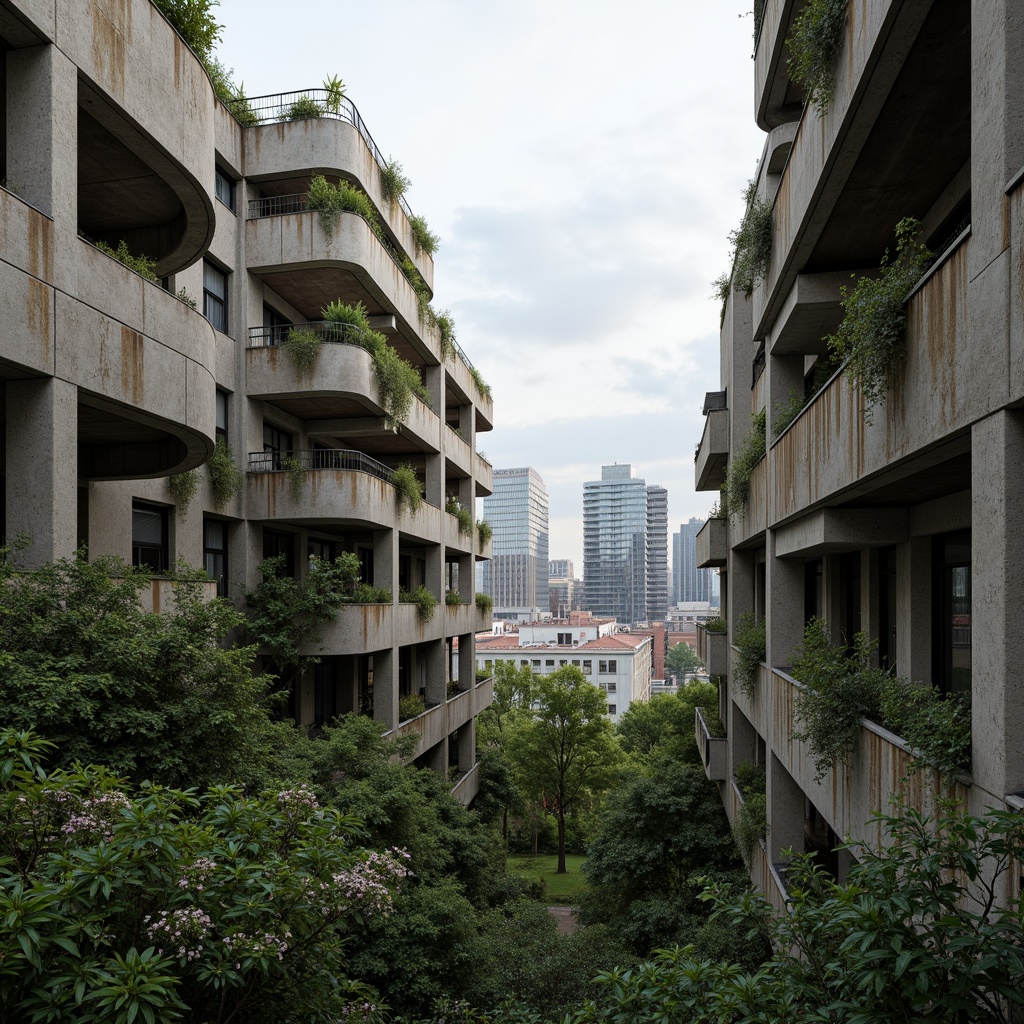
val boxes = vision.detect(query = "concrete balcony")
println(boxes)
[137,576,219,614]
[309,601,428,656]
[391,676,493,761]
[754,0,801,131]
[472,451,493,496]
[734,456,767,545]
[451,761,481,807]
[695,707,728,782]
[696,623,729,677]
[695,408,730,491]
[445,602,491,637]
[444,426,472,476]
[695,517,728,568]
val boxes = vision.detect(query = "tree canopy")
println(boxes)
[666,641,703,679]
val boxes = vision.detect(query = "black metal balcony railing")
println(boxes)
[230,89,414,221]
[248,448,395,482]
[246,321,369,350]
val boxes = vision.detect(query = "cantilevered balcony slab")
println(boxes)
[695,408,730,491]
[695,517,728,568]
[695,707,727,782]
[696,624,728,677]
[774,509,908,559]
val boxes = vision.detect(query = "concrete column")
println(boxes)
[728,550,755,632]
[373,647,398,732]
[425,738,448,775]
[896,537,932,688]
[6,378,77,566]
[459,402,475,451]
[373,527,398,602]
[458,475,473,511]
[765,532,804,670]
[768,754,804,864]
[424,452,443,507]
[766,354,804,440]
[456,553,473,602]
[425,543,443,603]
[458,717,476,773]
[338,658,359,716]
[424,638,446,706]
[971,410,1024,797]
[295,668,313,728]
[458,631,475,691]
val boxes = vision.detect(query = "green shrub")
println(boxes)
[787,0,848,117]
[729,180,773,297]
[476,592,493,615]
[733,612,766,699]
[285,94,322,120]
[476,519,493,545]
[380,158,411,204]
[392,464,423,515]
[734,759,766,797]
[363,331,429,427]
[322,298,372,335]
[351,583,392,603]
[410,214,440,256]
[434,308,456,359]
[281,326,321,373]
[207,437,243,508]
[446,498,473,536]
[880,678,971,779]
[732,791,767,867]
[94,239,159,282]
[306,174,382,238]
[445,589,462,606]
[723,408,766,520]
[152,0,222,62]
[826,217,931,420]
[771,387,805,438]
[168,469,197,520]
[322,74,346,113]
[470,366,492,401]
[702,616,727,634]
[176,287,197,309]
[282,455,305,501]
[697,704,725,737]
[398,693,426,721]
[400,584,437,622]
[712,272,731,319]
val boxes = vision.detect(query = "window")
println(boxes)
[263,423,293,470]
[599,660,617,673]
[203,260,227,332]
[520,660,528,668]
[215,390,228,441]
[531,659,541,668]
[263,529,296,577]
[559,659,567,667]
[934,531,971,696]
[582,660,592,674]
[878,546,897,670]
[607,704,617,716]
[214,166,235,211]
[557,632,571,645]
[606,681,617,693]
[308,537,336,562]
[545,659,554,667]
[132,503,167,573]
[203,518,228,597]
[572,659,580,666]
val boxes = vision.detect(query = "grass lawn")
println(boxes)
[507,853,588,905]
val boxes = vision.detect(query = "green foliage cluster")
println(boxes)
[470,366,492,401]
[445,589,463,606]
[168,468,198,519]
[380,158,412,204]
[282,453,306,500]
[733,612,766,698]
[392,463,424,515]
[281,326,322,372]
[400,584,438,622]
[711,272,731,317]
[826,217,932,419]
[702,616,727,633]
[787,0,848,117]
[476,592,494,614]
[399,693,427,721]
[307,173,382,236]
[176,286,197,309]
[206,59,259,126]
[476,519,493,545]
[94,238,159,282]
[665,641,703,680]
[285,94,323,119]
[0,551,267,790]
[732,791,767,867]
[434,308,456,359]
[446,498,474,535]
[771,386,806,438]
[734,759,766,797]
[729,180,773,297]
[207,436,243,508]
[410,214,441,256]
[352,582,392,603]
[151,0,222,62]
[322,74,346,113]
[723,407,766,519]
[0,730,401,1024]
[792,617,970,781]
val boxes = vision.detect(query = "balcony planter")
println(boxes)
[695,707,727,782]
[696,517,728,567]
[696,623,729,677]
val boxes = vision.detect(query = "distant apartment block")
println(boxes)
[672,517,712,604]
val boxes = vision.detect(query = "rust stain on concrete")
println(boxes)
[91,1,128,98]
[27,209,53,281]
[27,279,52,364]
[120,326,144,404]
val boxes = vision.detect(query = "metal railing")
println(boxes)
[228,89,414,221]
[246,321,370,350]
[248,448,395,482]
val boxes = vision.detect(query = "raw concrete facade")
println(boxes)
[0,0,493,797]
[696,0,1024,906]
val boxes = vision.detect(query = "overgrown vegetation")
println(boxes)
[307,173,382,236]
[826,217,931,420]
[168,468,198,518]
[446,498,473,536]
[286,94,323,119]
[728,180,773,297]
[380,158,411,204]
[792,618,971,781]
[731,760,767,867]
[434,308,456,359]
[711,272,731,319]
[207,436,243,508]
[723,407,766,519]
[410,214,440,256]
[476,519,493,545]
[281,326,322,373]
[733,612,766,698]
[94,238,159,282]
[400,584,438,622]
[470,366,492,400]
[787,0,849,117]
[476,592,493,615]
[771,387,805,438]
[392,463,424,515]
[445,589,462,607]
[399,692,426,721]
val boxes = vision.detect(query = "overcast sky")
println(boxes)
[217,0,766,570]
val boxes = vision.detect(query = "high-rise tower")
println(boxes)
[673,517,711,605]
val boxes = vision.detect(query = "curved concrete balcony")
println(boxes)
[695,408,730,491]
[245,208,433,352]
[246,449,442,538]
[754,0,801,131]
[306,601,436,656]
[240,94,433,291]
[771,240,970,523]
[696,623,729,677]
[65,0,216,273]
[695,707,728,782]
[245,324,441,452]
[696,517,728,568]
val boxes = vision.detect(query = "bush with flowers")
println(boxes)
[0,730,408,1024]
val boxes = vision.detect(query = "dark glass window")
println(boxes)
[934,531,971,696]
[203,261,227,332]
[263,529,296,578]
[263,423,293,470]
[841,552,862,644]
[308,537,336,562]
[313,660,339,726]
[214,166,235,211]
[203,518,228,597]
[878,546,897,670]
[132,503,167,573]
[215,390,228,441]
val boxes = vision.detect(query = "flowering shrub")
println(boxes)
[0,730,403,1023]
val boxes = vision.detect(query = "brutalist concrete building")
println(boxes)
[0,0,494,798]
[694,0,1023,906]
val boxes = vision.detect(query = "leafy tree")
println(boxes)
[616,682,720,766]
[507,666,623,873]
[576,760,748,956]
[665,641,703,680]
[151,0,223,62]
[0,550,273,789]
[0,730,404,1024]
